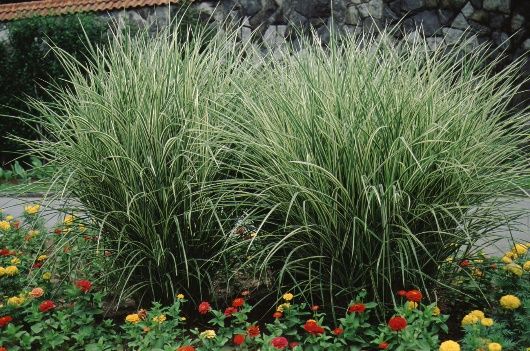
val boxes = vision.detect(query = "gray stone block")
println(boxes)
[482,0,510,14]
[413,10,442,35]
[451,13,469,29]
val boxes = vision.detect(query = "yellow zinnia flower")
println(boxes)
[500,295,521,310]
[512,243,528,255]
[4,265,19,276]
[63,214,75,225]
[488,343,502,351]
[523,261,530,271]
[461,313,480,326]
[406,301,418,310]
[42,272,52,280]
[0,267,5,277]
[7,296,25,306]
[176,293,185,300]
[24,204,41,215]
[4,215,13,222]
[469,310,485,320]
[152,314,166,324]
[501,256,513,264]
[432,306,441,316]
[10,257,20,265]
[37,255,47,262]
[439,340,460,351]
[125,314,140,324]
[276,303,290,312]
[200,330,216,339]
[0,221,10,231]
[481,318,494,327]
[282,292,294,301]
[505,263,523,277]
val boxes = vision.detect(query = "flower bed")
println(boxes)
[0,205,529,350]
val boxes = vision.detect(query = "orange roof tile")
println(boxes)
[0,0,183,21]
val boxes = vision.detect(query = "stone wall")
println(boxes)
[188,0,528,62]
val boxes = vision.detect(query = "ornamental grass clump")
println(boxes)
[212,32,530,308]
[27,23,252,303]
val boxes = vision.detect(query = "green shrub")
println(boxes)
[0,13,108,164]
[211,34,530,310]
[28,23,251,305]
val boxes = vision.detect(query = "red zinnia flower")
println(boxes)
[39,300,56,313]
[0,316,13,327]
[177,347,196,351]
[54,228,62,235]
[397,290,407,297]
[388,316,407,331]
[271,336,289,349]
[332,327,343,336]
[224,306,237,317]
[75,280,92,293]
[379,342,389,349]
[12,221,19,230]
[310,305,319,311]
[0,249,10,256]
[247,325,260,337]
[198,301,211,315]
[273,311,283,318]
[405,290,422,303]
[233,334,245,346]
[32,262,42,269]
[0,347,7,351]
[232,297,245,308]
[303,320,324,335]
[347,303,366,313]
[459,259,471,267]
[289,341,300,348]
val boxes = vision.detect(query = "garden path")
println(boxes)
[0,196,528,255]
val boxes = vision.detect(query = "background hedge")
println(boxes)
[0,13,108,165]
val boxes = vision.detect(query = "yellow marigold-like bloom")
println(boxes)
[4,265,19,276]
[406,301,418,310]
[439,340,461,351]
[63,214,75,226]
[461,313,480,326]
[24,204,41,215]
[500,295,521,310]
[0,267,5,276]
[505,263,523,277]
[276,303,290,312]
[432,306,441,316]
[282,292,294,301]
[200,330,216,339]
[10,257,20,265]
[445,256,454,262]
[180,316,187,321]
[37,255,47,262]
[488,343,502,351]
[27,229,40,238]
[512,243,528,255]
[501,256,512,264]
[469,310,485,320]
[505,251,517,259]
[176,293,185,300]
[0,221,10,231]
[7,296,25,306]
[125,314,141,324]
[523,261,530,271]
[78,224,86,233]
[472,268,484,277]
[481,318,494,327]
[4,215,13,222]
[42,272,52,280]
[152,314,166,324]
